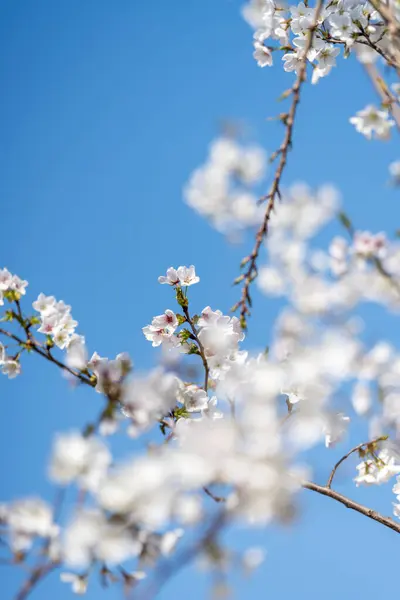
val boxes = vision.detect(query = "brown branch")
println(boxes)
[15,561,58,600]
[235,0,324,329]
[361,60,400,131]
[303,481,400,534]
[368,0,400,68]
[326,436,387,488]
[0,327,94,387]
[203,486,226,503]
[135,509,228,600]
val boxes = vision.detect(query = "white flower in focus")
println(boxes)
[355,449,400,486]
[37,312,59,335]
[176,265,200,286]
[328,12,356,45]
[290,2,314,35]
[158,267,180,286]
[197,306,223,327]
[10,275,28,296]
[151,310,178,331]
[350,105,394,140]
[60,573,88,595]
[33,293,56,314]
[282,51,302,73]
[49,432,111,492]
[292,35,325,62]
[312,45,340,84]
[253,41,273,67]
[159,265,199,287]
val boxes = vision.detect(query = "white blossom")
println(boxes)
[350,105,394,140]
[49,432,111,492]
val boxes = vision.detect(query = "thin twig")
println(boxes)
[303,481,400,534]
[326,436,387,488]
[235,0,324,329]
[0,327,93,387]
[203,487,226,503]
[134,510,228,600]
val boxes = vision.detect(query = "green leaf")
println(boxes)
[179,329,192,342]
[175,287,188,308]
[188,343,200,355]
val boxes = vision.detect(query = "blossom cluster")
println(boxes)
[1,2,400,595]
[184,137,267,235]
[243,1,398,140]
[3,186,400,593]
[33,293,79,350]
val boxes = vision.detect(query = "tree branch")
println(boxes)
[235,0,324,329]
[14,562,58,600]
[326,436,387,488]
[0,327,94,387]
[361,60,400,131]
[303,481,400,534]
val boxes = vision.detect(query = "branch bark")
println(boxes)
[235,0,324,329]
[303,481,400,535]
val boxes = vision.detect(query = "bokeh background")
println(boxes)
[1,0,400,598]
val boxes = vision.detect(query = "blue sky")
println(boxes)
[1,0,400,598]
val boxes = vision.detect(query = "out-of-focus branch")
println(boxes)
[234,0,325,330]
[14,561,58,600]
[362,60,400,131]
[135,509,228,600]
